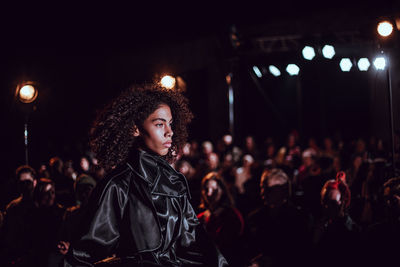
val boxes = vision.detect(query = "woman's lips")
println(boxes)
[164,142,172,148]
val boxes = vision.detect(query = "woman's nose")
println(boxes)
[165,125,173,137]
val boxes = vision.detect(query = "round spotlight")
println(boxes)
[373,57,386,70]
[339,58,352,72]
[377,21,394,37]
[302,46,316,60]
[17,83,38,103]
[160,75,176,89]
[322,45,335,59]
[357,58,371,71]
[269,65,281,77]
[253,66,262,78]
[286,64,300,76]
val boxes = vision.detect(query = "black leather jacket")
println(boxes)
[64,150,228,267]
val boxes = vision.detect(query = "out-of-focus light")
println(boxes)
[357,58,371,71]
[17,84,38,103]
[253,66,262,78]
[269,65,281,77]
[160,75,176,89]
[286,64,300,76]
[302,46,316,60]
[377,21,393,37]
[373,57,386,70]
[339,58,352,72]
[322,45,335,59]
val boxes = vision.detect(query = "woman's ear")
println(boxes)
[133,125,140,137]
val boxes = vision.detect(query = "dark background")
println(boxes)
[1,2,399,187]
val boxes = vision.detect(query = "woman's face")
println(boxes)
[137,104,174,156]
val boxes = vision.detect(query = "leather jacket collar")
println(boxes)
[126,149,189,198]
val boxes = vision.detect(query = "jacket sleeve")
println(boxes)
[177,195,229,267]
[64,179,129,267]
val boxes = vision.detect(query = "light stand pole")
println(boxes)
[226,73,235,139]
[24,119,29,165]
[385,52,398,175]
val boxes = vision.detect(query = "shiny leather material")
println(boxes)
[65,150,228,267]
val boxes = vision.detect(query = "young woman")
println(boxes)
[64,84,228,267]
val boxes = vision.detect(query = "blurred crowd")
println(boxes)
[1,130,400,267]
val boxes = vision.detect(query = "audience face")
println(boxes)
[223,134,233,146]
[80,157,90,172]
[182,142,191,156]
[202,141,213,155]
[38,183,56,207]
[204,179,223,207]
[245,136,255,151]
[206,152,219,170]
[18,172,36,197]
[242,154,254,168]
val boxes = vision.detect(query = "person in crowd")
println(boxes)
[77,155,92,176]
[306,137,320,157]
[58,174,98,261]
[0,165,38,267]
[243,135,260,161]
[49,156,75,207]
[64,84,227,266]
[235,154,254,194]
[311,175,361,267]
[31,178,66,267]
[276,132,301,171]
[63,160,78,181]
[245,168,311,267]
[321,137,338,159]
[262,142,277,170]
[215,134,234,161]
[363,176,400,266]
[197,172,244,266]
[295,148,317,187]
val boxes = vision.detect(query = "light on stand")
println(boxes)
[377,21,394,37]
[15,82,38,165]
[160,75,176,89]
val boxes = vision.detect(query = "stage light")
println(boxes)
[377,21,393,37]
[269,65,281,77]
[286,64,300,76]
[373,56,386,70]
[160,75,176,89]
[357,58,370,71]
[302,46,315,60]
[253,66,262,78]
[339,58,352,72]
[17,83,38,103]
[322,45,335,59]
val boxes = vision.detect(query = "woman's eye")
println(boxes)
[156,123,163,127]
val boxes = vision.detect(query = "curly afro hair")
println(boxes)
[89,83,193,171]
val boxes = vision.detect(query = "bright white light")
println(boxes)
[302,46,315,60]
[373,57,386,70]
[339,58,352,72]
[357,58,370,71]
[286,64,300,76]
[160,75,176,89]
[18,84,38,103]
[377,21,393,37]
[269,65,281,77]
[253,66,262,78]
[322,45,335,59]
